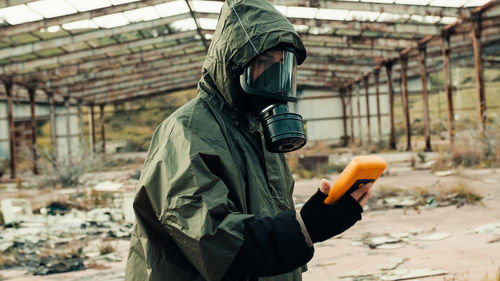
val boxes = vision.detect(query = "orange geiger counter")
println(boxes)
[324,155,387,205]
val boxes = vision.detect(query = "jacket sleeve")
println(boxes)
[227,210,314,278]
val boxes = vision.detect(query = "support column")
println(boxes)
[65,96,71,158]
[28,86,38,174]
[340,88,348,146]
[418,45,432,152]
[385,62,396,150]
[89,104,96,155]
[472,15,486,137]
[363,75,372,144]
[77,99,85,147]
[47,92,57,163]
[374,69,382,142]
[5,80,16,179]
[356,81,362,146]
[441,32,455,146]
[400,55,411,151]
[99,104,106,154]
[348,86,355,145]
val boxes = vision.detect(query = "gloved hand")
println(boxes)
[299,180,371,243]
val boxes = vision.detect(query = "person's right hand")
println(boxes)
[299,179,366,243]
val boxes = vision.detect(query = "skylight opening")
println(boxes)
[199,18,217,30]
[287,7,318,19]
[93,13,129,28]
[0,4,43,25]
[191,1,223,13]
[429,0,468,7]
[62,19,99,30]
[123,6,160,23]
[440,16,458,24]
[292,24,309,33]
[274,5,287,15]
[410,14,441,24]
[47,25,62,32]
[377,12,409,22]
[316,9,349,21]
[155,1,190,18]
[67,0,111,12]
[170,18,197,31]
[27,0,77,18]
[347,10,381,22]
[464,0,491,7]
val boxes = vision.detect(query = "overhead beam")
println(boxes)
[0,30,198,75]
[0,13,192,61]
[270,0,471,18]
[291,18,445,37]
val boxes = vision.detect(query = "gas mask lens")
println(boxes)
[240,49,297,102]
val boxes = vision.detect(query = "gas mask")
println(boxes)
[239,47,306,153]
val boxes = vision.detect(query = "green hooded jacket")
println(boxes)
[125,0,308,280]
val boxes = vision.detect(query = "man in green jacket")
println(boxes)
[125,0,372,280]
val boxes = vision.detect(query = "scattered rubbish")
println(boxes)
[45,201,71,216]
[363,236,404,249]
[378,258,408,271]
[122,193,135,224]
[488,237,500,244]
[94,181,124,192]
[418,232,450,241]
[379,268,448,281]
[434,170,458,177]
[469,222,500,235]
[383,197,418,208]
[1,198,33,226]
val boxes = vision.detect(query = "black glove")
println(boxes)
[300,189,363,243]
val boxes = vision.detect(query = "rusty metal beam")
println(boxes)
[301,34,418,51]
[385,62,396,150]
[363,75,371,144]
[28,84,38,174]
[4,79,16,178]
[348,86,355,145]
[340,88,348,146]
[0,30,199,75]
[417,45,432,152]
[99,104,106,154]
[291,18,445,37]
[374,69,382,142]
[400,54,411,151]
[89,104,96,155]
[0,14,192,61]
[307,45,401,59]
[77,99,84,149]
[472,16,487,137]
[356,81,362,146]
[270,0,471,18]
[185,0,209,52]
[64,96,71,158]
[95,79,199,104]
[441,33,455,146]
[47,91,57,162]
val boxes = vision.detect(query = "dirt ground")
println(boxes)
[1,152,499,281]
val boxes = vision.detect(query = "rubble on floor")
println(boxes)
[0,188,134,276]
[351,230,451,250]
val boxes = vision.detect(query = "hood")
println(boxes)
[201,0,306,108]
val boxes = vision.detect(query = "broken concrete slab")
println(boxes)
[1,198,33,225]
[418,232,451,241]
[469,222,500,235]
[434,170,458,177]
[379,268,448,280]
[378,258,408,271]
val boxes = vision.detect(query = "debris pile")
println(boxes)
[0,195,133,276]
[350,230,451,250]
